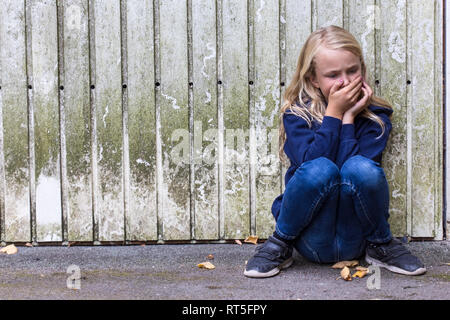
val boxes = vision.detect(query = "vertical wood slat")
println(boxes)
[222,0,249,239]
[347,0,376,87]
[192,0,218,240]
[94,0,123,241]
[159,0,190,240]
[433,0,443,240]
[25,0,37,244]
[187,0,194,240]
[65,0,92,242]
[253,0,280,238]
[283,0,311,202]
[120,0,129,242]
[408,0,436,237]
[31,0,61,242]
[216,0,225,240]
[314,0,343,30]
[126,0,157,241]
[248,0,255,236]
[153,0,163,242]
[87,0,98,244]
[380,0,408,237]
[57,0,68,244]
[0,21,4,244]
[0,1,30,242]
[278,0,286,201]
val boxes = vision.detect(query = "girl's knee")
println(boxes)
[295,157,340,187]
[340,155,385,188]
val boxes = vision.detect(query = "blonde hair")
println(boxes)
[279,25,393,167]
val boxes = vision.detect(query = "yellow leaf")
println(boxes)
[331,260,359,269]
[197,262,215,270]
[352,270,368,278]
[244,236,258,245]
[0,244,18,255]
[235,239,242,246]
[340,266,352,281]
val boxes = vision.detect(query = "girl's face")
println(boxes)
[310,46,362,103]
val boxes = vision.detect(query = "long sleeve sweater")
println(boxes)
[271,103,393,221]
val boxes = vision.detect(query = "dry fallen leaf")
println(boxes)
[0,244,18,255]
[206,254,214,260]
[340,266,352,281]
[197,262,215,270]
[25,242,33,247]
[352,270,368,278]
[244,235,258,245]
[235,239,242,246]
[331,260,359,269]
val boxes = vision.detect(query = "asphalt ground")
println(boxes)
[0,240,448,300]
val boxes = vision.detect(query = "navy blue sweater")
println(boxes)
[271,103,393,221]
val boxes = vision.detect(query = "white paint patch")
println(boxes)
[388,31,405,63]
[102,104,109,128]
[36,174,61,225]
[136,158,151,167]
[161,92,180,110]
[204,90,211,104]
[201,42,216,80]
[256,0,265,22]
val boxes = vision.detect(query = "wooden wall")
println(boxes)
[0,0,444,244]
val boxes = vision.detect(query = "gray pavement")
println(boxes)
[0,240,448,300]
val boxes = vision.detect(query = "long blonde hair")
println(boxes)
[279,25,393,167]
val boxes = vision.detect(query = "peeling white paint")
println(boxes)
[161,92,180,110]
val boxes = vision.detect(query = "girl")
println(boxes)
[244,25,426,278]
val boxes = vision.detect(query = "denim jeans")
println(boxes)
[275,155,392,263]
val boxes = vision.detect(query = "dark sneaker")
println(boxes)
[365,238,426,276]
[244,236,294,278]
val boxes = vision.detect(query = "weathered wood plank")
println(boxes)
[0,1,30,242]
[283,0,311,200]
[64,0,92,242]
[192,0,218,240]
[31,0,62,241]
[285,0,311,100]
[222,0,249,239]
[407,0,436,237]
[314,0,343,30]
[433,0,443,240]
[347,0,376,87]
[253,0,280,238]
[379,0,407,237]
[159,0,190,240]
[94,0,123,241]
[125,0,157,240]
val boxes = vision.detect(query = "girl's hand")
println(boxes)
[343,80,373,118]
[327,76,363,115]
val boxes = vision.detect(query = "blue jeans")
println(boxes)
[275,155,392,263]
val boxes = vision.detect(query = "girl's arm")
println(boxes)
[283,112,342,167]
[335,108,393,169]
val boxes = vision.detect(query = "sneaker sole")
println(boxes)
[365,254,427,276]
[243,257,294,278]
